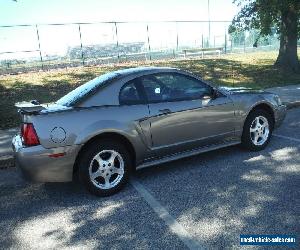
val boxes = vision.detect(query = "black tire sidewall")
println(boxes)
[242,109,274,151]
[79,140,131,196]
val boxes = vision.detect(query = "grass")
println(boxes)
[0,50,300,130]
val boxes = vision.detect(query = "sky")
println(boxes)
[0,0,240,59]
[1,0,239,25]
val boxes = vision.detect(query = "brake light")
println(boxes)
[21,123,40,146]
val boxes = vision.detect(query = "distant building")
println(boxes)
[67,42,145,59]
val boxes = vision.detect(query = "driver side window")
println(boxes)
[140,73,213,103]
[141,78,164,102]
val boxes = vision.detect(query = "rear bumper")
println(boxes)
[12,135,81,182]
[274,104,287,128]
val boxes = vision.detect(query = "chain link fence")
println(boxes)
[0,21,280,74]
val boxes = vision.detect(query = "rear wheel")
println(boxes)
[241,109,274,151]
[79,140,131,196]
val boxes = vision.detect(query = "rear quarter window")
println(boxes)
[56,72,120,106]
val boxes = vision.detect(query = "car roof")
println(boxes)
[112,66,178,76]
[57,67,188,107]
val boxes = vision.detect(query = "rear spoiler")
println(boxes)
[15,101,45,114]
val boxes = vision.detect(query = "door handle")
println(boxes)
[159,108,171,114]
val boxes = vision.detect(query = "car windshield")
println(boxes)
[56,72,120,106]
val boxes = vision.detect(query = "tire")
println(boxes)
[78,139,131,196]
[241,109,274,151]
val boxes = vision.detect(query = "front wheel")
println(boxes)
[78,140,131,196]
[241,109,274,151]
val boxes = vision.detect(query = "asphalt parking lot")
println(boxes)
[0,108,299,249]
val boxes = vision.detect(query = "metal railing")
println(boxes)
[0,21,280,74]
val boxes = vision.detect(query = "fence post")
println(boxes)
[232,65,234,87]
[224,28,227,54]
[78,24,84,66]
[208,0,211,48]
[35,24,44,70]
[114,22,120,63]
[243,31,246,53]
[146,24,151,60]
[176,21,179,52]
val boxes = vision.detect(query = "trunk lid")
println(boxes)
[15,101,71,115]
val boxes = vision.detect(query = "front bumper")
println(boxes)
[12,135,81,182]
[274,104,287,128]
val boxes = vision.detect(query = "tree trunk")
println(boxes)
[275,7,299,72]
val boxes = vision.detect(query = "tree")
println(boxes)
[230,0,300,72]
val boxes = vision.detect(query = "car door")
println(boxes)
[139,72,236,157]
[118,80,153,149]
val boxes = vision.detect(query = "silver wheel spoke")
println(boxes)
[255,117,260,127]
[90,169,101,180]
[253,133,259,144]
[108,151,118,165]
[111,167,124,175]
[94,155,103,166]
[262,123,268,129]
[104,175,111,188]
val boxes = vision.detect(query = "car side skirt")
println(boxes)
[136,139,241,170]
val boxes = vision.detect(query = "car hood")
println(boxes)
[218,86,269,95]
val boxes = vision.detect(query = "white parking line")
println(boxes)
[273,134,300,143]
[130,178,206,250]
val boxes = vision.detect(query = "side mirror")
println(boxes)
[211,88,222,99]
[202,88,220,100]
[30,100,40,105]
[202,95,211,100]
[202,89,216,100]
[211,89,217,99]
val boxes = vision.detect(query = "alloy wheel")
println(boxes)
[250,116,269,146]
[88,150,125,189]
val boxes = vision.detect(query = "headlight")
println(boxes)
[274,95,282,106]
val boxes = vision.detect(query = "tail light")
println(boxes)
[21,123,40,146]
